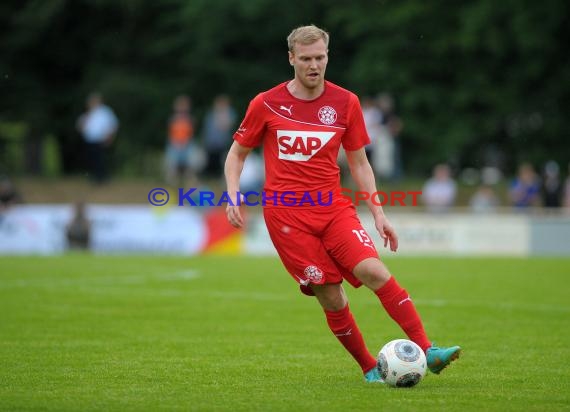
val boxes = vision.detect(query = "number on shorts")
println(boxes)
[352,229,372,247]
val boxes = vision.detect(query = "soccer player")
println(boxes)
[224,25,460,382]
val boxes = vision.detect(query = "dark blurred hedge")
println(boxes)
[1,0,568,176]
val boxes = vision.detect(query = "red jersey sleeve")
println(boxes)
[341,93,371,151]
[233,93,267,148]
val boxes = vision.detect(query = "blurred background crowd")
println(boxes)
[1,0,569,215]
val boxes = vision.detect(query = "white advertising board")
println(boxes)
[244,213,531,256]
[0,205,206,255]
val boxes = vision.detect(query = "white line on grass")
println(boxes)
[0,269,200,288]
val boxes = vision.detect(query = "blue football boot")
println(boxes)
[426,344,461,374]
[364,367,384,383]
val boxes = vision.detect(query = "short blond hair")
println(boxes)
[287,25,329,52]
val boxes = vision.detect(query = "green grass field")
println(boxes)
[1,255,569,411]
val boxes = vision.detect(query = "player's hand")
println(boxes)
[226,196,244,228]
[375,214,398,252]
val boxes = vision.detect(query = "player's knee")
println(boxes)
[312,284,347,311]
[353,258,391,290]
[322,294,347,312]
[324,299,347,312]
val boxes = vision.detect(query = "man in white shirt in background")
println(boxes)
[422,163,457,213]
[77,92,119,184]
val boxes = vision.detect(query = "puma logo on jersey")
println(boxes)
[279,105,293,116]
[277,130,335,161]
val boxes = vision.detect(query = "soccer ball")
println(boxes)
[377,339,427,388]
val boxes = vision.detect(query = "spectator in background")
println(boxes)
[377,92,404,181]
[509,163,541,209]
[469,185,499,214]
[0,175,22,213]
[239,150,264,194]
[541,160,562,209]
[564,163,570,211]
[165,95,196,186]
[422,164,457,213]
[371,95,394,180]
[202,95,237,179]
[77,92,119,184]
[361,96,382,164]
[66,201,91,251]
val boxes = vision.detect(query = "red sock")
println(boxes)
[324,304,378,373]
[375,276,431,352]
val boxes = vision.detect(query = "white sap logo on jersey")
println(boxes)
[277,130,336,161]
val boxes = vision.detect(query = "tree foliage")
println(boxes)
[1,0,568,175]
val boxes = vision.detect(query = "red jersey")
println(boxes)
[234,81,370,207]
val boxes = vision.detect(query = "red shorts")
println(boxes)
[263,205,379,291]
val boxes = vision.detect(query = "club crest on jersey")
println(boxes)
[276,130,335,161]
[318,106,337,125]
[304,265,323,283]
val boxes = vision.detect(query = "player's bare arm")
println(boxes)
[345,148,399,252]
[224,141,252,228]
